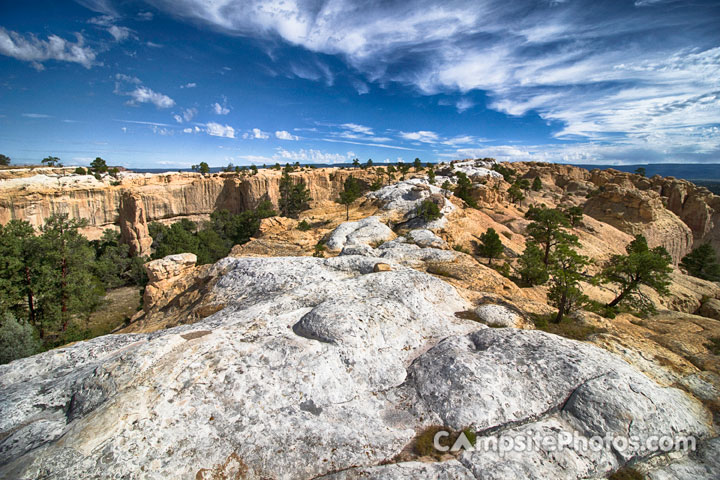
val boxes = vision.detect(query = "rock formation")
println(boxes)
[1,255,716,479]
[1,159,720,479]
[583,184,694,263]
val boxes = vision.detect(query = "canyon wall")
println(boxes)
[0,169,376,256]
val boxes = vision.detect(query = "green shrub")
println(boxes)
[74,167,87,175]
[0,312,41,364]
[608,467,644,480]
[417,199,442,222]
[297,220,311,231]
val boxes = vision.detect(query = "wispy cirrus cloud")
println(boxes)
[22,113,53,119]
[130,0,720,161]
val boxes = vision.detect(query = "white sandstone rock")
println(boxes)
[407,229,448,249]
[0,258,714,480]
[325,216,394,251]
[368,179,455,217]
[474,303,523,328]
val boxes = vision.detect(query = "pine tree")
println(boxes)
[525,207,578,266]
[337,175,362,220]
[601,235,672,309]
[547,244,589,323]
[0,220,40,326]
[680,243,720,281]
[517,241,549,286]
[38,214,103,334]
[42,156,61,167]
[477,228,504,265]
[531,177,542,191]
[279,171,311,218]
[453,172,477,208]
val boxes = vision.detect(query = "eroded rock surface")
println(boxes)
[0,256,715,480]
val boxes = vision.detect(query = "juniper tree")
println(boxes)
[417,199,441,222]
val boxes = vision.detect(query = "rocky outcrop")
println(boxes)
[325,216,395,251]
[0,168,378,255]
[142,253,198,311]
[583,184,694,263]
[118,192,152,256]
[0,255,715,479]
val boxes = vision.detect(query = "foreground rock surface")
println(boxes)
[0,255,715,479]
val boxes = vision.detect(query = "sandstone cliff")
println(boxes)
[0,168,377,256]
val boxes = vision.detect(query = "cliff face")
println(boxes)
[0,169,375,256]
[513,162,720,263]
[1,163,718,261]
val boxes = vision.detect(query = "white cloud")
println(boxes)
[21,113,52,118]
[107,25,132,42]
[351,79,369,95]
[174,107,197,123]
[88,15,133,42]
[243,128,270,139]
[275,130,299,140]
[400,130,440,143]
[456,98,474,113]
[125,86,175,108]
[114,75,175,108]
[341,123,374,135]
[137,11,154,21]
[180,82,196,88]
[0,28,97,69]
[183,127,193,133]
[206,122,236,138]
[212,100,230,115]
[274,148,354,164]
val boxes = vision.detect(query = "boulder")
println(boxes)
[373,262,392,272]
[142,253,197,310]
[407,229,448,249]
[474,303,524,328]
[699,298,720,321]
[325,216,394,251]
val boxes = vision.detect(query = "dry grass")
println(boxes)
[86,287,141,336]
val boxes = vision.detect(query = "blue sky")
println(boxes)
[1,0,719,168]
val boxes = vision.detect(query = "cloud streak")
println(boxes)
[135,0,720,160]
